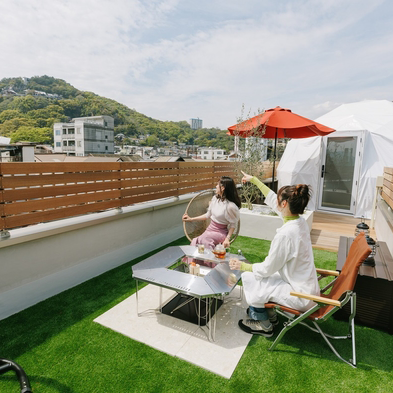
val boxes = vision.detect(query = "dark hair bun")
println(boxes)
[295,184,309,196]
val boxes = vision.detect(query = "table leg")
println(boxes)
[136,279,139,316]
[159,287,163,313]
[198,298,201,328]
[212,297,218,341]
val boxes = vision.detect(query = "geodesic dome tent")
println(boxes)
[277,100,393,218]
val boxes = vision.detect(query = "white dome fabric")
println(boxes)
[277,100,393,218]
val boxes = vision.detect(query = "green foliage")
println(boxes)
[0,117,32,136]
[0,76,233,150]
[0,109,23,123]
[146,134,160,147]
[233,106,268,208]
[10,126,53,144]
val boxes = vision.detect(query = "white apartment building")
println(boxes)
[198,147,227,160]
[53,116,114,156]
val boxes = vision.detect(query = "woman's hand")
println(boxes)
[229,258,242,270]
[241,171,252,184]
[223,237,230,248]
[182,213,192,222]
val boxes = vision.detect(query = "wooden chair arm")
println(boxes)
[290,291,341,307]
[316,268,340,277]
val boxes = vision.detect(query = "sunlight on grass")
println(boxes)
[1,236,392,392]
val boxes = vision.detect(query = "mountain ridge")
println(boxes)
[0,75,232,150]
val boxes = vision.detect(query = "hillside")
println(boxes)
[0,76,233,150]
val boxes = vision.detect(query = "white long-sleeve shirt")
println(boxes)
[206,197,239,228]
[242,184,319,311]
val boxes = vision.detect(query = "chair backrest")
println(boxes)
[183,190,240,244]
[313,232,371,318]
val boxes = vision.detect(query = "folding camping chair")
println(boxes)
[265,232,371,367]
[183,190,240,244]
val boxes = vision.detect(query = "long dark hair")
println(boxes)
[277,184,311,215]
[219,176,241,209]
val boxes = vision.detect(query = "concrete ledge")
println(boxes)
[239,206,313,241]
[0,194,200,320]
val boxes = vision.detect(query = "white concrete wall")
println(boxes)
[239,208,314,241]
[0,195,194,320]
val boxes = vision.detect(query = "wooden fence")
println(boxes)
[382,166,393,210]
[0,161,236,231]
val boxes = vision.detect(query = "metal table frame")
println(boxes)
[132,246,245,341]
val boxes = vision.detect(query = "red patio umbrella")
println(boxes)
[227,106,335,189]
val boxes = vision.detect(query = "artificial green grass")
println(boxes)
[1,236,392,392]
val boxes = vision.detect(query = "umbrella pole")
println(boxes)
[271,129,278,192]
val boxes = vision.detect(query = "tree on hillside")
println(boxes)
[10,126,52,144]
[0,109,24,123]
[0,117,33,136]
[11,95,48,113]
[58,98,82,119]
[145,135,160,147]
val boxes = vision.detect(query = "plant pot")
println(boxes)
[239,204,314,241]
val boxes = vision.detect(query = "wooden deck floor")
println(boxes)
[311,211,376,252]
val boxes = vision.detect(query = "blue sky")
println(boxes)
[1,0,392,129]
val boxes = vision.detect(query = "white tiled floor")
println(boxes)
[94,284,252,379]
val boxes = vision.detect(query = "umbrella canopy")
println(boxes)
[227,106,335,138]
[227,106,335,191]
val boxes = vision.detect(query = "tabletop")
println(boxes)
[132,246,246,298]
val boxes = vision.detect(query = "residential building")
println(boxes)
[0,142,35,162]
[198,147,227,160]
[53,115,114,156]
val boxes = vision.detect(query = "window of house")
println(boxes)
[63,140,67,146]
[56,142,61,147]
[105,146,108,151]
[63,129,67,134]
[55,130,61,135]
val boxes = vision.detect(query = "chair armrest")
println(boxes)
[316,268,340,277]
[290,291,341,307]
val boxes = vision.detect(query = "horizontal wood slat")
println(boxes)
[121,184,180,197]
[3,181,123,201]
[0,162,121,174]
[3,190,121,215]
[4,200,120,229]
[2,171,121,188]
[0,161,236,230]
[382,167,393,210]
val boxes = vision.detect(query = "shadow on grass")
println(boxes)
[2,234,391,378]
[246,316,393,372]
[0,374,75,393]
[0,237,190,360]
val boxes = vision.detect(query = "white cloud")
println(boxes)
[1,0,392,129]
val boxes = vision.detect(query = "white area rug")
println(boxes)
[94,284,252,379]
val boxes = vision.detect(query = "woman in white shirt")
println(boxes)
[229,171,319,337]
[182,176,241,250]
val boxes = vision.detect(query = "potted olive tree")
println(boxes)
[232,107,313,241]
